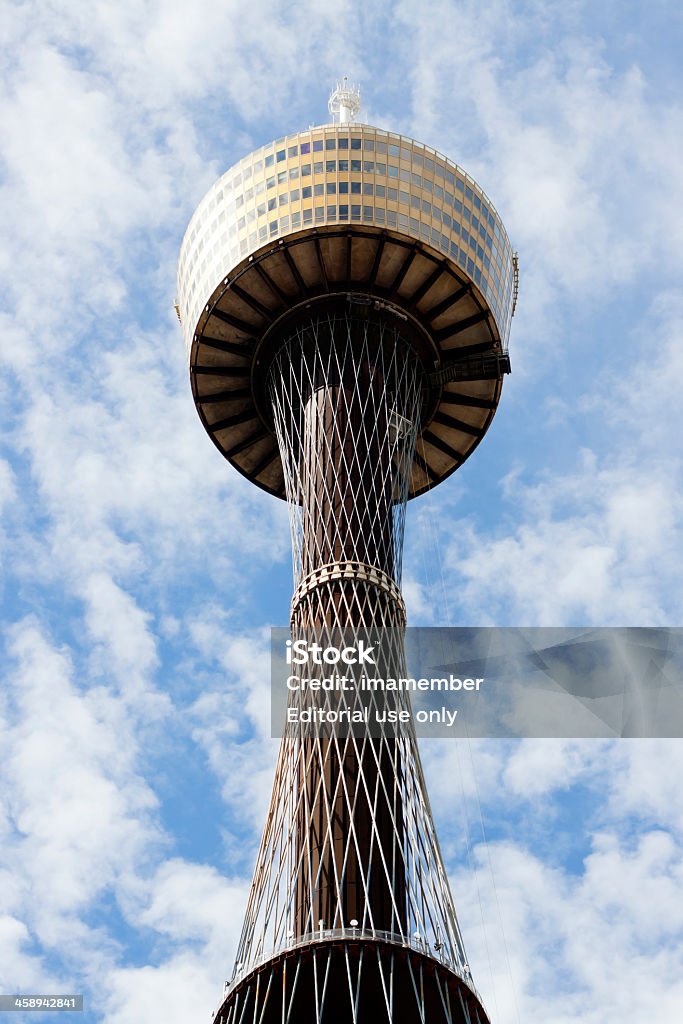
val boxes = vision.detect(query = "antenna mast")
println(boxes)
[328,77,362,124]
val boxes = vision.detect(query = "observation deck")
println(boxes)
[177,121,515,499]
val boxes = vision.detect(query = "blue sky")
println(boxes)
[1,1,683,1021]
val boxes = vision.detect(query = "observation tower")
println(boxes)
[177,81,517,1024]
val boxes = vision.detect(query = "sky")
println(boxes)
[1,0,683,1021]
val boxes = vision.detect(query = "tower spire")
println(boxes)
[328,76,362,123]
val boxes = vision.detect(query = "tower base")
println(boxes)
[213,936,489,1024]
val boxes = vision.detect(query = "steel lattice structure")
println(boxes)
[177,85,516,1024]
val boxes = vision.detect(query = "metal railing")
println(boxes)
[216,925,483,1011]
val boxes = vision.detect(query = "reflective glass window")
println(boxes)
[327,204,337,217]
[265,155,274,167]
[401,147,411,160]
[326,138,336,150]
[434,184,444,200]
[445,169,455,184]
[456,178,464,192]
[277,150,286,162]
[363,139,374,151]
[376,142,387,154]
[387,210,397,226]
[351,138,361,149]
[351,181,361,194]
[268,198,276,211]
[266,176,275,189]
[399,213,409,229]
[326,160,336,172]
[422,200,431,214]
[303,208,313,223]
[388,164,398,177]
[314,183,324,196]
[339,159,349,171]
[363,161,374,172]
[375,162,386,175]
[467,257,474,273]
[313,140,323,151]
[314,161,323,172]
[400,168,410,182]
[289,167,299,180]
[339,204,349,219]
[315,206,324,221]
[389,144,399,156]
[288,145,298,158]
[410,217,419,232]
[327,182,336,194]
[339,181,349,194]
[362,182,373,195]
[443,213,451,228]
[290,188,300,201]
[279,194,288,206]
[435,163,445,178]
[351,160,361,172]
[301,164,311,176]
[411,195,420,208]
[376,207,385,222]
[338,138,349,149]
[302,185,312,198]
[300,142,311,154]
[375,184,385,197]
[472,215,479,231]
[363,205,373,219]
[473,194,481,209]
[465,185,473,200]
[292,211,301,226]
[277,171,287,183]
[424,157,434,172]
[257,202,266,216]
[413,153,423,168]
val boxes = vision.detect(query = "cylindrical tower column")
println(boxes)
[268,310,423,939]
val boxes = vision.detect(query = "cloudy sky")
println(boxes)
[1,0,683,1021]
